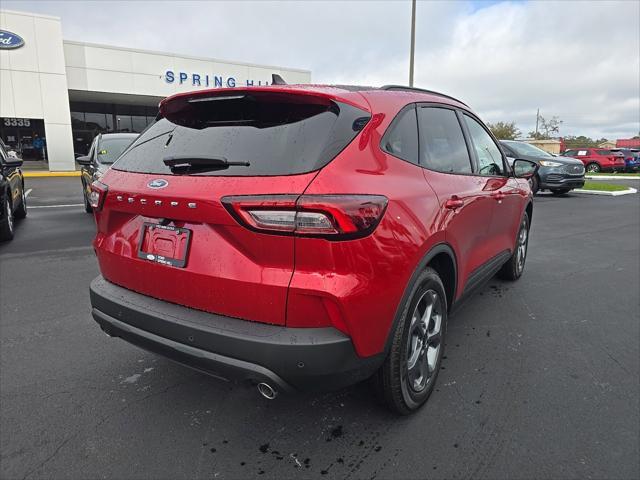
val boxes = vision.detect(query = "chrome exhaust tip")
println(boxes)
[257,382,277,400]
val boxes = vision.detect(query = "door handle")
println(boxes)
[444,197,464,210]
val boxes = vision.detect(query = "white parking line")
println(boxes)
[25,188,33,198]
[30,204,84,209]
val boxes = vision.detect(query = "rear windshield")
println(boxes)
[97,136,137,164]
[112,93,370,176]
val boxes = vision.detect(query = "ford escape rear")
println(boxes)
[89,84,536,414]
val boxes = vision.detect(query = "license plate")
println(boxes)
[137,222,191,268]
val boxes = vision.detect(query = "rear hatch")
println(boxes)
[93,88,370,325]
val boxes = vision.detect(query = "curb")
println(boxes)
[23,171,81,178]
[574,187,637,196]
[585,175,639,180]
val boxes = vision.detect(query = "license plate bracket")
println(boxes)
[137,222,191,268]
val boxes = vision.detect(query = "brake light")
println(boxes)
[89,180,108,211]
[222,195,388,239]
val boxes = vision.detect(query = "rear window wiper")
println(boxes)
[163,155,250,174]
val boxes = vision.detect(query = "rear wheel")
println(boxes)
[375,267,447,415]
[586,162,601,173]
[498,212,530,281]
[550,188,571,195]
[14,185,27,219]
[0,195,15,242]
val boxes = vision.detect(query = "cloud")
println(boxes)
[2,0,639,139]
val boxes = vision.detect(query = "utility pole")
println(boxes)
[535,108,540,137]
[409,0,416,86]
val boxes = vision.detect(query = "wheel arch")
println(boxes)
[525,200,533,224]
[382,242,458,355]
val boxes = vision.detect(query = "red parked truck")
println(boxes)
[88,83,537,414]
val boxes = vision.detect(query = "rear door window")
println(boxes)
[418,107,472,174]
[112,93,370,176]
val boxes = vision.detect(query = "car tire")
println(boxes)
[14,184,27,219]
[586,162,601,173]
[83,181,93,213]
[529,174,540,194]
[375,267,447,415]
[0,194,15,242]
[550,189,571,195]
[497,211,530,281]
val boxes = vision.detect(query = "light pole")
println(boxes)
[409,0,416,86]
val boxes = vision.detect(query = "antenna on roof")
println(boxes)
[271,74,287,85]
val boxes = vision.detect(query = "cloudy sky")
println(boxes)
[4,0,639,139]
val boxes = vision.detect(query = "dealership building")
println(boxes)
[0,9,311,171]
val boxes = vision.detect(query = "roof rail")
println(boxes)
[380,85,468,107]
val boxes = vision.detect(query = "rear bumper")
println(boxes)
[90,276,383,392]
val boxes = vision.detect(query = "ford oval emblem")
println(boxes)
[147,179,169,189]
[0,30,25,50]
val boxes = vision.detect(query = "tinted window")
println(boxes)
[418,107,471,174]
[596,149,611,155]
[502,141,552,158]
[463,114,505,176]
[563,150,578,156]
[381,106,418,164]
[113,94,369,176]
[97,136,137,164]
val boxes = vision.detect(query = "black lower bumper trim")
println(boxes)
[90,276,383,392]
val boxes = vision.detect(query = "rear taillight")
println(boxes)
[222,195,388,240]
[89,180,108,211]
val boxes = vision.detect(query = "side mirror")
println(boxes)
[76,155,92,166]
[3,157,23,168]
[513,159,538,179]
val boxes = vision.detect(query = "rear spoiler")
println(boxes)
[159,85,370,117]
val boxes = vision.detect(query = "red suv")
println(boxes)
[89,84,536,414]
[562,147,626,173]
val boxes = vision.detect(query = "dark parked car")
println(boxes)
[88,84,537,414]
[0,139,27,241]
[610,148,640,172]
[500,140,585,194]
[77,133,138,213]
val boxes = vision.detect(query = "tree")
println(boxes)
[487,121,521,140]
[562,135,608,149]
[529,115,563,139]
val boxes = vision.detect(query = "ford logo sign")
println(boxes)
[147,179,169,189]
[0,30,25,50]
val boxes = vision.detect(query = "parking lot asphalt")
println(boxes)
[1,177,638,480]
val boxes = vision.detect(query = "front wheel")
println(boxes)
[529,174,540,194]
[83,182,92,213]
[586,163,601,173]
[0,195,15,242]
[14,185,27,219]
[497,212,530,281]
[375,267,447,415]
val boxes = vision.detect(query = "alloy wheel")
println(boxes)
[516,220,528,273]
[405,289,443,393]
[5,199,13,234]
